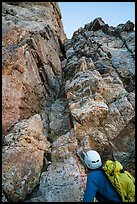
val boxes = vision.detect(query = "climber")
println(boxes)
[83,150,122,202]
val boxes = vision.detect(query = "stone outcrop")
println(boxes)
[2,2,135,202]
[2,114,50,202]
[24,18,135,202]
[25,157,85,202]
[63,18,135,166]
[2,2,67,136]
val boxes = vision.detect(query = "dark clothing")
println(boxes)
[83,169,122,202]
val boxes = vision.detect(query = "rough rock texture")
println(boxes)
[2,114,50,202]
[23,18,135,202]
[25,157,85,202]
[2,2,67,136]
[64,17,135,167]
[2,4,135,202]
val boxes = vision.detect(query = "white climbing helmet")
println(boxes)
[84,150,102,169]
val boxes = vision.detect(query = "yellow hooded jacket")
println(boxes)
[103,160,135,202]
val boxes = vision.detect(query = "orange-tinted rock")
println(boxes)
[2,114,50,202]
[2,2,67,135]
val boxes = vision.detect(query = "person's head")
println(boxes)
[84,150,102,170]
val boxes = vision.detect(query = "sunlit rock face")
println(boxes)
[2,114,50,202]
[2,3,135,202]
[2,2,67,136]
[25,18,135,202]
[64,17,135,167]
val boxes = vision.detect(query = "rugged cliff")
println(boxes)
[2,2,135,202]
[2,2,66,136]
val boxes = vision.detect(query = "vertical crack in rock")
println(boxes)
[2,3,135,202]
[63,17,135,177]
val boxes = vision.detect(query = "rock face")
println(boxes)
[2,3,135,202]
[25,157,85,202]
[64,17,135,166]
[2,2,67,136]
[2,114,50,202]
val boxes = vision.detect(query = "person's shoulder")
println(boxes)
[87,169,104,182]
[88,169,102,177]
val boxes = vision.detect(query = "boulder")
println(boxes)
[2,114,50,202]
